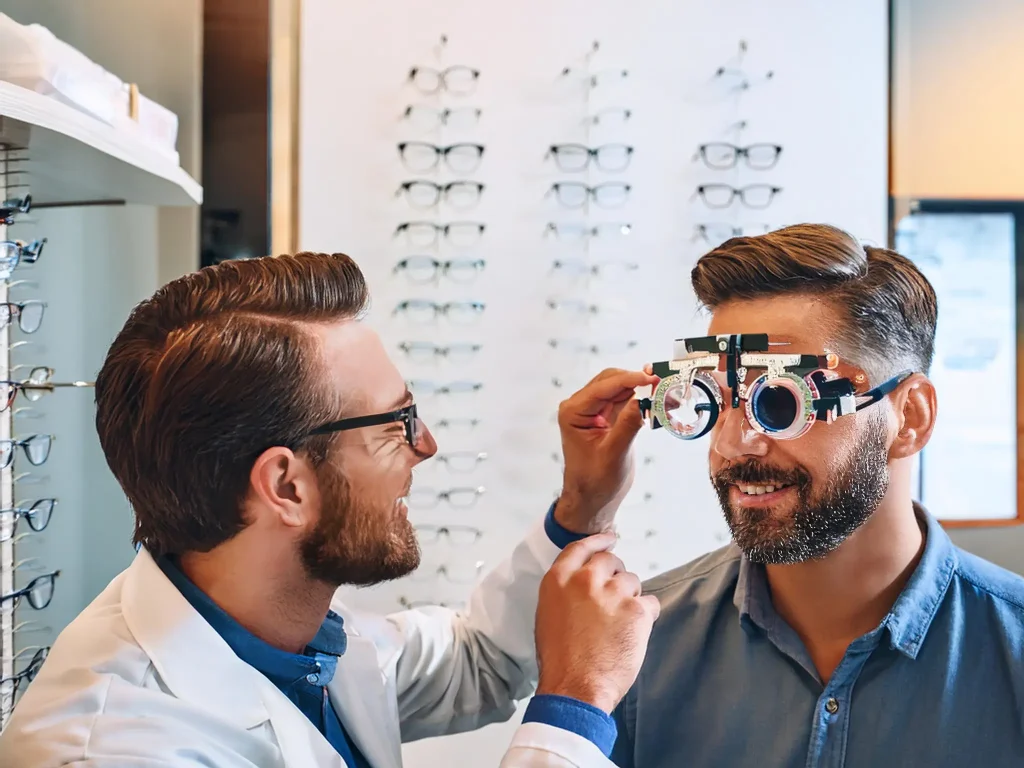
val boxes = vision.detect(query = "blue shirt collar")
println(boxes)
[734,502,958,659]
[156,555,347,686]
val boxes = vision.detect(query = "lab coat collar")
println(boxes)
[121,547,273,730]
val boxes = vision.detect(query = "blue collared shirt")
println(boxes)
[157,557,371,768]
[611,505,1024,767]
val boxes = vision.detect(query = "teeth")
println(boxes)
[738,484,787,496]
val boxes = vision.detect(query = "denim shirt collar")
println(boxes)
[733,503,959,659]
[157,555,347,686]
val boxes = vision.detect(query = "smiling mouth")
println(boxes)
[735,482,792,496]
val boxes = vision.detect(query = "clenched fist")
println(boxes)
[535,533,661,713]
[555,368,659,535]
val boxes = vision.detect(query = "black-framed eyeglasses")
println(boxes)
[0,300,46,333]
[547,143,634,173]
[0,498,57,542]
[414,524,483,545]
[408,65,480,95]
[548,182,631,209]
[309,403,423,451]
[695,184,782,210]
[0,239,45,280]
[0,195,31,225]
[0,434,53,469]
[393,299,486,325]
[0,570,60,611]
[694,143,782,171]
[0,645,48,702]
[397,142,485,174]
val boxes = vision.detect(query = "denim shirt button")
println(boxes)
[825,697,839,715]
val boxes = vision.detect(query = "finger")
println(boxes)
[551,532,618,574]
[566,371,660,419]
[608,393,645,451]
[585,551,627,580]
[611,570,642,598]
[643,363,653,375]
[638,593,662,623]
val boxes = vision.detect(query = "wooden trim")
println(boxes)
[942,518,1023,529]
[269,0,301,256]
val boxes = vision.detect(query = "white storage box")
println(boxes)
[0,13,178,160]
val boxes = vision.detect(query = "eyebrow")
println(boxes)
[389,388,414,411]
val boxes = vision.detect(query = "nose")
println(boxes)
[711,403,770,461]
[413,420,438,463]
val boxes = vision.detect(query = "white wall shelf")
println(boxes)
[0,80,201,207]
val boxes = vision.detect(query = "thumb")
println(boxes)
[638,594,662,624]
[608,395,645,452]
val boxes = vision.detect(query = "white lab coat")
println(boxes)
[0,520,614,767]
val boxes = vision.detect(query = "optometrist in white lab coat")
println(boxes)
[0,515,648,768]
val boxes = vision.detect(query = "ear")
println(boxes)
[889,374,937,460]
[249,446,320,529]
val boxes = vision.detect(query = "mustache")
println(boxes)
[712,460,810,489]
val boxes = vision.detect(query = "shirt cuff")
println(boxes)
[544,501,590,550]
[523,694,618,758]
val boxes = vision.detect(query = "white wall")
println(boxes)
[0,0,202,646]
[299,0,888,762]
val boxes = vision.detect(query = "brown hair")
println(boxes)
[691,224,937,379]
[94,252,370,557]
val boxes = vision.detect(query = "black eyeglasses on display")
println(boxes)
[393,300,485,325]
[396,180,485,210]
[408,65,480,95]
[0,570,60,611]
[692,223,771,247]
[548,182,631,209]
[694,143,782,171]
[0,434,53,469]
[0,195,31,224]
[0,239,45,280]
[0,300,45,333]
[547,144,634,173]
[548,338,639,356]
[393,257,485,285]
[403,106,481,131]
[0,498,57,542]
[695,184,782,209]
[551,259,639,279]
[0,646,48,703]
[434,418,480,433]
[309,403,424,452]
[397,142,485,174]
[394,221,486,248]
[409,561,484,585]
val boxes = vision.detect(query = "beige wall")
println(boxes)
[892,0,1024,200]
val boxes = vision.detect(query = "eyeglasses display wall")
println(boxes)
[298,0,890,622]
[0,155,96,726]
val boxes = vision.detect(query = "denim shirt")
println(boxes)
[612,506,1024,768]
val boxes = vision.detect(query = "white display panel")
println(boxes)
[298,0,889,762]
[896,212,1017,521]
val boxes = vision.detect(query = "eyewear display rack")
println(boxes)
[0,80,201,730]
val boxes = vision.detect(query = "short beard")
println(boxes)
[299,459,420,586]
[711,416,890,565]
